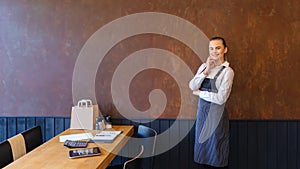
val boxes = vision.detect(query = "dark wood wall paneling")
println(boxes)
[0,117,70,142]
[0,117,299,169]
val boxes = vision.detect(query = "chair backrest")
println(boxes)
[7,134,26,160]
[124,125,157,169]
[0,140,14,168]
[137,125,157,156]
[21,125,43,153]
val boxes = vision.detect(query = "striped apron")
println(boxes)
[194,66,229,167]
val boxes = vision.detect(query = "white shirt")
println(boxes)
[189,61,234,105]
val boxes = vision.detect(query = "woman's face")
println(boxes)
[209,39,227,64]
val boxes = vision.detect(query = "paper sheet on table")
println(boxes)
[59,133,93,142]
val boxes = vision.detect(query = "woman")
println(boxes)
[189,37,234,167]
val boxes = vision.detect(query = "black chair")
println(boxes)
[21,125,43,153]
[107,125,157,169]
[0,140,14,168]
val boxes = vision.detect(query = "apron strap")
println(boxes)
[213,66,226,80]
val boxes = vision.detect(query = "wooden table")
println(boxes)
[4,125,134,169]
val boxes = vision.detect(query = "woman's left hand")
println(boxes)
[193,90,201,96]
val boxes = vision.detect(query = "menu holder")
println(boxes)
[92,131,122,143]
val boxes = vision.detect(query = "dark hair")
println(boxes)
[210,37,227,48]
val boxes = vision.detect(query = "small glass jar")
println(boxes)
[95,117,105,131]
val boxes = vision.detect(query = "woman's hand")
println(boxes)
[204,56,216,74]
[193,90,201,96]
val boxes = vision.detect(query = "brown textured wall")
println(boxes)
[0,0,299,119]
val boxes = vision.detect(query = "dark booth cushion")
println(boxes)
[21,125,43,153]
[0,140,14,168]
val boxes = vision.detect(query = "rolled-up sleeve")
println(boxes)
[199,67,234,105]
[189,64,207,90]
